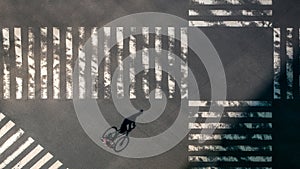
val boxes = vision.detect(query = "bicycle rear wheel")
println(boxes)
[102,126,117,139]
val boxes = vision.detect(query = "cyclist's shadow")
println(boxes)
[101,110,143,152]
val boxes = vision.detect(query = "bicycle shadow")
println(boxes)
[101,110,143,152]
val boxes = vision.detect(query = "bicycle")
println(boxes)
[101,126,129,152]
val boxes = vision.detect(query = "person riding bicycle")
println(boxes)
[118,109,143,136]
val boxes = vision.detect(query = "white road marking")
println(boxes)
[41,27,48,99]
[79,27,86,99]
[189,156,272,162]
[48,160,63,169]
[116,27,124,99]
[142,27,149,99]
[28,28,35,99]
[2,28,10,99]
[30,152,53,169]
[189,9,272,16]
[129,27,136,99]
[181,28,188,99]
[0,129,24,155]
[12,145,44,169]
[14,28,23,99]
[189,134,272,140]
[91,27,98,99]
[189,123,272,129]
[155,27,162,99]
[53,27,60,99]
[189,112,272,118]
[286,28,293,99]
[191,0,272,5]
[0,120,15,139]
[104,27,111,99]
[0,113,5,121]
[0,137,34,168]
[168,27,176,99]
[188,101,272,107]
[66,27,73,99]
[273,28,281,99]
[188,145,272,152]
[189,21,272,27]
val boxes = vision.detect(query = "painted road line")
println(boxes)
[28,28,35,99]
[191,0,272,5]
[189,123,272,129]
[14,28,23,99]
[0,137,34,168]
[0,129,24,155]
[116,27,125,99]
[53,27,60,99]
[12,145,44,169]
[286,28,294,99]
[30,152,53,169]
[189,112,272,118]
[189,156,272,162]
[273,28,281,99]
[189,21,272,27]
[142,27,150,99]
[0,113,5,121]
[189,9,272,16]
[48,160,63,169]
[129,27,136,99]
[66,27,73,99]
[155,27,163,99]
[2,28,10,99]
[91,27,98,99]
[168,27,176,99]
[181,27,188,99]
[41,27,48,99]
[188,145,272,151]
[78,27,86,99]
[104,27,111,99]
[188,134,272,140]
[0,121,15,139]
[188,101,272,107]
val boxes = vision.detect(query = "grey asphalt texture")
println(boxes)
[0,0,300,169]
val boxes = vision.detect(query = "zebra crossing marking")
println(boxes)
[0,112,68,168]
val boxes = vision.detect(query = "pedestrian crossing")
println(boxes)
[0,26,189,100]
[0,112,67,168]
[273,28,300,99]
[188,101,272,168]
[189,0,273,27]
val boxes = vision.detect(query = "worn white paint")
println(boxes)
[14,28,23,99]
[2,28,10,99]
[12,145,43,169]
[189,122,272,129]
[155,27,162,99]
[66,27,73,99]
[0,121,15,139]
[79,27,86,99]
[188,145,272,151]
[91,27,98,99]
[190,111,272,118]
[273,28,281,99]
[189,156,272,162]
[286,28,293,99]
[189,9,272,16]
[192,0,272,5]
[189,21,272,27]
[181,28,188,99]
[189,134,272,140]
[41,27,48,99]
[53,27,60,99]
[0,129,24,155]
[30,152,53,169]
[142,27,150,99]
[116,27,124,99]
[0,137,34,168]
[104,27,111,99]
[188,101,272,107]
[48,160,63,169]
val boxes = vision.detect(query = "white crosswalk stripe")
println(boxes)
[0,112,68,169]
[1,26,190,100]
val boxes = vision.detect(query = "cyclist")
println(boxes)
[119,109,143,136]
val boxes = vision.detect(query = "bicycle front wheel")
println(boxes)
[102,126,117,139]
[114,136,129,152]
